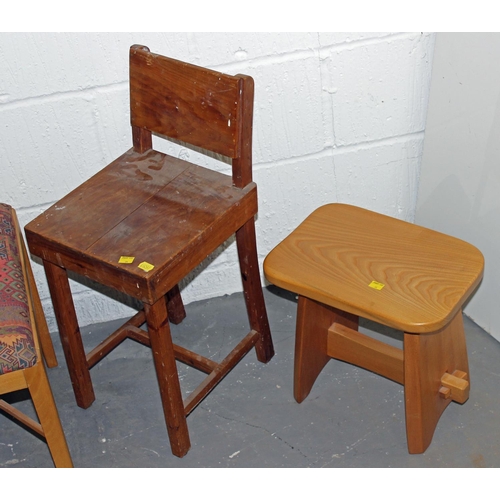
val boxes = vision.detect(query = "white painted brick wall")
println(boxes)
[0,32,435,331]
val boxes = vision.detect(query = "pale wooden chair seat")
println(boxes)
[264,203,484,453]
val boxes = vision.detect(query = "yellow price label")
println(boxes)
[369,280,385,290]
[138,261,155,272]
[118,256,135,264]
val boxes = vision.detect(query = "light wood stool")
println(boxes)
[264,203,484,453]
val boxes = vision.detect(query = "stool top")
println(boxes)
[264,203,484,333]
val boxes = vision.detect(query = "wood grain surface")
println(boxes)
[130,44,241,159]
[26,148,257,305]
[264,203,484,333]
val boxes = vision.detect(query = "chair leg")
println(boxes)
[236,218,274,363]
[165,284,186,325]
[24,362,73,467]
[294,296,358,403]
[144,297,190,458]
[404,309,469,454]
[30,282,58,368]
[42,260,95,409]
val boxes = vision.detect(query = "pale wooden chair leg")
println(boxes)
[294,296,358,403]
[404,309,469,454]
[43,260,95,409]
[24,363,73,467]
[236,218,274,363]
[144,298,190,458]
[165,284,186,325]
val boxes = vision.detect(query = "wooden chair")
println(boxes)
[264,203,484,454]
[25,45,274,458]
[0,203,73,467]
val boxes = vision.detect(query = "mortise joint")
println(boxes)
[439,370,469,404]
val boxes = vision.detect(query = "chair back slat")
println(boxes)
[130,44,252,165]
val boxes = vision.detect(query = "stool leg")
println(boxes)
[404,309,469,454]
[294,296,358,403]
[236,218,274,363]
[43,260,95,409]
[144,297,190,458]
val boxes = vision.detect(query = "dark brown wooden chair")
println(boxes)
[25,45,274,458]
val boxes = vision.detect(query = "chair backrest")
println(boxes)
[129,44,254,188]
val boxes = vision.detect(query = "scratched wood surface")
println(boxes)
[130,44,241,159]
[264,203,484,333]
[25,44,259,306]
[25,148,257,305]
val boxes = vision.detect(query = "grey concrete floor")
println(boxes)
[1,285,500,468]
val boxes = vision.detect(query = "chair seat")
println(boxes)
[264,203,484,333]
[1,203,37,374]
[26,148,258,305]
